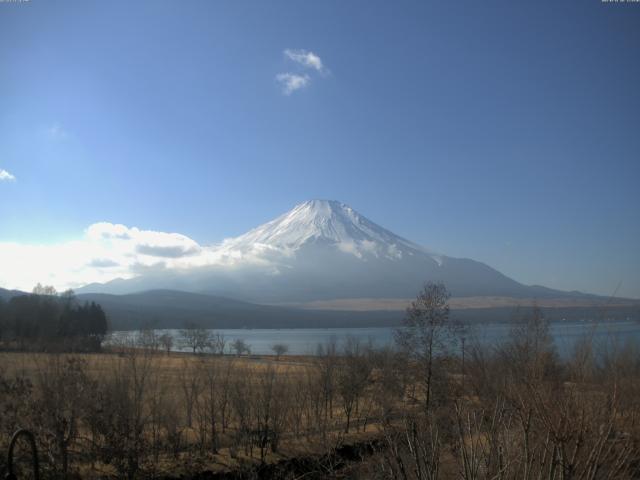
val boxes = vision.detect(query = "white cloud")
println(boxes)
[284,49,326,73]
[0,222,285,292]
[276,49,328,95]
[0,169,16,181]
[276,73,311,95]
[85,222,201,257]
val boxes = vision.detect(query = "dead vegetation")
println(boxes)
[0,284,638,479]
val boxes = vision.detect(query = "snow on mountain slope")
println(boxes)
[222,199,444,264]
[77,200,584,302]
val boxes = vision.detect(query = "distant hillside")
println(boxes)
[3,287,638,331]
[77,289,640,330]
[76,290,403,330]
[0,287,25,301]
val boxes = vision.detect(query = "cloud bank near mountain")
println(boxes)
[0,222,275,292]
[0,200,611,302]
[0,200,434,292]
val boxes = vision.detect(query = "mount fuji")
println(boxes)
[78,200,594,304]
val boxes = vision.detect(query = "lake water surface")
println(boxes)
[116,320,640,358]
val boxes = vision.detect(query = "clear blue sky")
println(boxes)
[0,0,639,297]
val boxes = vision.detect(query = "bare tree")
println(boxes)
[316,337,338,430]
[503,304,558,383]
[137,327,160,351]
[231,338,251,356]
[251,367,290,461]
[395,281,456,413]
[271,343,289,360]
[32,283,57,296]
[229,374,254,456]
[371,346,409,426]
[194,357,236,453]
[31,356,90,476]
[337,337,372,433]
[179,359,201,428]
[159,332,173,355]
[85,350,155,479]
[179,323,212,354]
[208,332,226,355]
[218,358,235,433]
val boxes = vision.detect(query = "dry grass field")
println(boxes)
[0,348,393,479]
[1,308,639,479]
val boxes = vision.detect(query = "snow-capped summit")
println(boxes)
[225,199,441,262]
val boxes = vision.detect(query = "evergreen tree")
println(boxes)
[0,287,109,351]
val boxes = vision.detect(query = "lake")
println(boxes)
[114,319,640,358]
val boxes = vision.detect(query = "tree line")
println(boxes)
[0,284,108,351]
[122,322,279,357]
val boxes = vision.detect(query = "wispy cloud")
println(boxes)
[276,73,311,95]
[276,49,328,95]
[0,169,16,181]
[46,123,69,141]
[284,49,326,73]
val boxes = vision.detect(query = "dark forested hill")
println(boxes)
[0,287,25,301]
[76,289,403,330]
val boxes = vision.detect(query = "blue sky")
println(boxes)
[0,0,639,297]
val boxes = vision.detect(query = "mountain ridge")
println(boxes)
[75,200,608,303]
